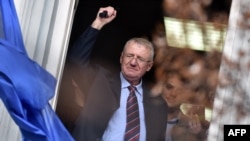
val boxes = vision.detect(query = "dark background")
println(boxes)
[68,0,164,71]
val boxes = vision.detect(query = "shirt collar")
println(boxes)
[167,118,179,124]
[120,72,143,96]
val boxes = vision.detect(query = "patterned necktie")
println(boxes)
[124,86,140,141]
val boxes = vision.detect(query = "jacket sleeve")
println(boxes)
[68,26,100,67]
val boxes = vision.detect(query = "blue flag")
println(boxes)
[0,0,74,140]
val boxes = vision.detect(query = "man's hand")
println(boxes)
[91,6,117,30]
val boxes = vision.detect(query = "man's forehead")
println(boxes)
[125,44,150,52]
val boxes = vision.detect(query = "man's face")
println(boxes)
[161,74,194,109]
[120,41,153,85]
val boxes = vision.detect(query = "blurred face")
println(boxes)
[161,74,193,109]
[120,41,153,85]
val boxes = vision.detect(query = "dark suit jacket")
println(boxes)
[67,27,168,141]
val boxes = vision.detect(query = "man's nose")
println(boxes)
[130,57,138,65]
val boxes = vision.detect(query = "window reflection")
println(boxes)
[164,17,227,52]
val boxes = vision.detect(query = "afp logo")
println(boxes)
[224,125,250,141]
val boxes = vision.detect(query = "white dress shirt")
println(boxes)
[101,72,146,141]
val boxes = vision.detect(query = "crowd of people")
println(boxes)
[151,46,221,141]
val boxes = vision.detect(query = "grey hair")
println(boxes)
[123,37,155,61]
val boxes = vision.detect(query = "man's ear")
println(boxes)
[146,62,153,71]
[120,52,123,64]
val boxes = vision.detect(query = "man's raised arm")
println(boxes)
[68,6,117,66]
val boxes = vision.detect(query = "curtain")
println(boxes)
[0,0,74,140]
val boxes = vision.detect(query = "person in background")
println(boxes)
[161,69,209,141]
[67,6,168,141]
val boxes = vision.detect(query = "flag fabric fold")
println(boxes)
[0,0,74,140]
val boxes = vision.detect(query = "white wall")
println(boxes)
[0,0,76,140]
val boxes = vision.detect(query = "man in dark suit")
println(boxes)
[67,6,168,141]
